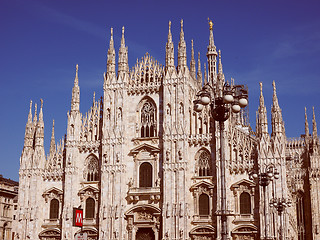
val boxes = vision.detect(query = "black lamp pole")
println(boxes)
[270,197,291,240]
[194,83,248,240]
[250,165,279,240]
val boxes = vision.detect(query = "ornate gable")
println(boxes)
[78,185,99,201]
[42,187,63,203]
[128,53,164,95]
[129,143,160,157]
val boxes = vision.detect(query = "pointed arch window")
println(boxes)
[199,193,210,216]
[85,198,95,219]
[197,149,212,177]
[139,162,153,187]
[49,199,59,219]
[140,100,157,138]
[240,192,251,214]
[84,155,99,182]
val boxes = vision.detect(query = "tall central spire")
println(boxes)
[206,19,218,85]
[178,19,187,72]
[165,21,175,72]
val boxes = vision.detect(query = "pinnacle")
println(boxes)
[305,107,309,137]
[74,64,79,86]
[313,106,318,137]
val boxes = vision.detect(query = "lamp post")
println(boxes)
[250,165,280,240]
[194,82,248,240]
[270,197,291,240]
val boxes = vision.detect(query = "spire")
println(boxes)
[177,19,187,72]
[28,100,33,124]
[190,39,196,79]
[106,27,116,75]
[271,81,284,136]
[23,100,34,148]
[118,26,129,76]
[71,64,80,113]
[49,119,56,156]
[165,21,175,72]
[35,99,44,147]
[197,52,202,83]
[256,82,268,137]
[208,19,215,50]
[312,107,318,138]
[305,107,310,138]
[207,18,218,85]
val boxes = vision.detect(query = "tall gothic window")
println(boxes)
[49,199,59,219]
[199,193,210,216]
[140,101,157,138]
[139,162,152,187]
[197,149,211,177]
[240,192,251,214]
[297,192,306,240]
[85,198,95,219]
[84,155,99,182]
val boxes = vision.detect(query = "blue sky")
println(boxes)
[1,0,320,181]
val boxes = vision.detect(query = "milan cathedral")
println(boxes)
[17,20,320,240]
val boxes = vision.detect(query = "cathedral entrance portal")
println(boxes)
[136,228,155,240]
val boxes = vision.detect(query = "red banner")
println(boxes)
[73,208,83,227]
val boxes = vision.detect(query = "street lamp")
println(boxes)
[270,197,291,240]
[194,82,248,240]
[250,165,280,240]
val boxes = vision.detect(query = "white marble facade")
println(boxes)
[17,20,320,240]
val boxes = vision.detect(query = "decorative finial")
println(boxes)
[169,20,171,29]
[191,39,194,48]
[260,82,263,94]
[76,64,79,73]
[40,99,43,109]
[208,18,213,30]
[111,27,113,37]
[272,80,276,92]
[29,100,32,112]
[122,26,125,35]
[181,19,183,29]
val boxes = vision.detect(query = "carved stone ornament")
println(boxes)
[137,211,153,220]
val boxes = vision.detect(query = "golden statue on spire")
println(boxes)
[208,18,213,30]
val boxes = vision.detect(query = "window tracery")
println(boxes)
[84,155,99,182]
[140,100,157,138]
[196,149,211,177]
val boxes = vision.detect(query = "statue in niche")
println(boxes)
[166,150,170,161]
[178,149,182,160]
[127,178,134,188]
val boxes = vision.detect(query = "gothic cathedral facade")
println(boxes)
[17,21,320,240]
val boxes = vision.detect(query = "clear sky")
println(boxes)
[1,0,320,181]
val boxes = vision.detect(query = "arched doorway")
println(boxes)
[136,228,155,240]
